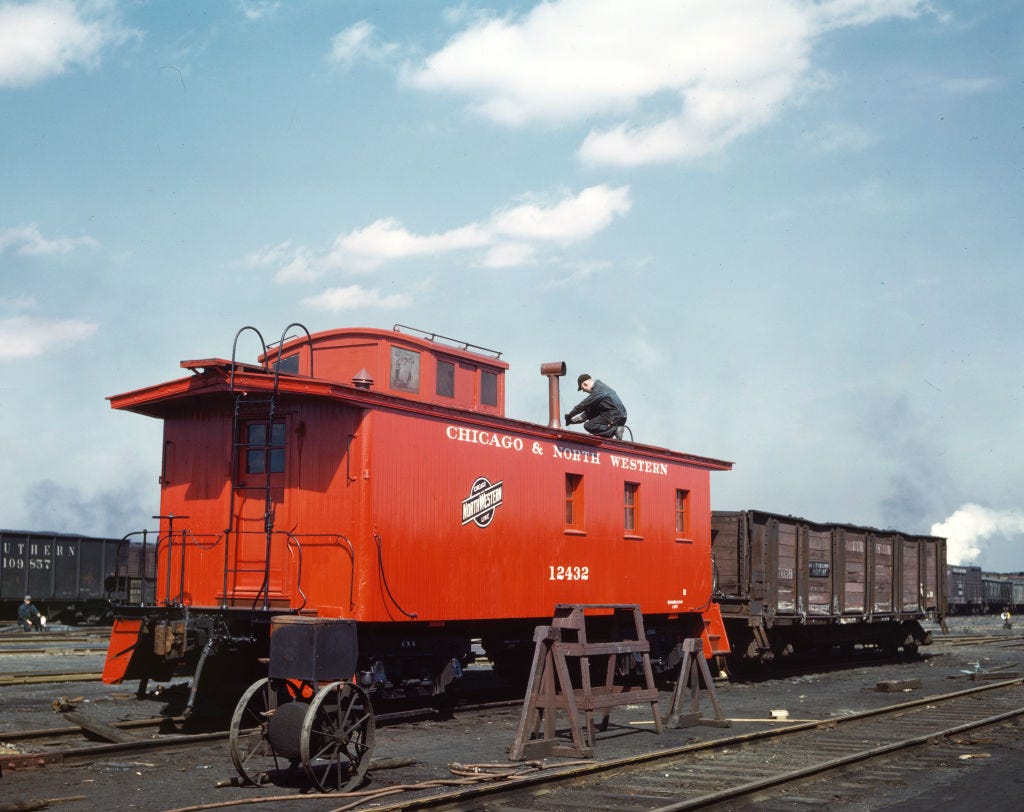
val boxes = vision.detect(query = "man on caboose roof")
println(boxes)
[565,374,627,440]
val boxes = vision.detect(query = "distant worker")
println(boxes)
[565,374,627,440]
[1002,609,1012,630]
[18,595,42,632]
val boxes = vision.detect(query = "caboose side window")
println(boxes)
[245,422,286,474]
[624,482,640,534]
[273,354,300,374]
[565,474,584,530]
[675,489,690,536]
[480,370,498,406]
[436,359,455,398]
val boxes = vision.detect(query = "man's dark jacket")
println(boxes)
[567,380,626,424]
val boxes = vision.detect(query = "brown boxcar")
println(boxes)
[101,324,733,713]
[711,510,946,664]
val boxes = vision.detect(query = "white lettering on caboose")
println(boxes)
[446,425,524,451]
[609,455,668,475]
[444,425,669,476]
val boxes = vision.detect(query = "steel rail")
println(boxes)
[653,704,1024,810]
[0,671,103,685]
[1,716,176,744]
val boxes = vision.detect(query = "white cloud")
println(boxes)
[327,20,397,66]
[811,0,936,30]
[934,76,1000,96]
[406,0,937,166]
[0,294,38,311]
[238,1,280,22]
[490,185,632,244]
[804,122,880,154]
[301,285,412,312]
[327,218,491,273]
[0,314,98,360]
[252,184,631,280]
[0,224,99,255]
[539,259,612,289]
[0,0,138,88]
[932,503,1024,566]
[481,242,536,269]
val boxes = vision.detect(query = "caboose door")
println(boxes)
[229,416,292,605]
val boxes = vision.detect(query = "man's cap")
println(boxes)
[24,595,30,601]
[577,373,592,390]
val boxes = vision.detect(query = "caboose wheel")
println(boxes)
[229,677,284,786]
[300,681,375,793]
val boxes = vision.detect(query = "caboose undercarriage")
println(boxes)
[104,605,722,718]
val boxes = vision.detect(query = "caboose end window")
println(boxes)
[565,473,584,531]
[245,422,286,474]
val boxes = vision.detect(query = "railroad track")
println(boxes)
[0,670,103,686]
[0,632,111,656]
[934,633,1024,647]
[353,678,1024,811]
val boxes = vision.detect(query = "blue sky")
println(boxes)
[1,0,1022,569]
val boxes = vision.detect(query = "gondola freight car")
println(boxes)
[1,529,154,626]
[981,573,1016,613]
[101,324,733,714]
[946,565,983,615]
[711,510,946,664]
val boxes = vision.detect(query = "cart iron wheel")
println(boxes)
[300,681,376,792]
[229,677,290,786]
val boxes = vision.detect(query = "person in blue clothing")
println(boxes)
[17,595,42,632]
[565,373,627,439]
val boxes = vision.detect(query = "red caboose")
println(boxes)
[102,324,732,713]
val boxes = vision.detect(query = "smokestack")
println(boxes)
[540,361,567,428]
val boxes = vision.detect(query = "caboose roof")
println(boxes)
[108,324,733,472]
[111,324,508,413]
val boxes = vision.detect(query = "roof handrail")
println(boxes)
[393,324,503,358]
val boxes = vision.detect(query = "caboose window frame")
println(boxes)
[564,473,585,533]
[624,481,641,537]
[675,488,691,539]
[436,358,455,398]
[244,421,287,475]
[480,369,498,407]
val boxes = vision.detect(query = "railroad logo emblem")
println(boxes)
[461,477,503,528]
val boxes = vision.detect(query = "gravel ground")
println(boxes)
[1,615,1022,812]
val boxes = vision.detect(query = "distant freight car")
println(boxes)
[0,529,155,625]
[981,573,1015,613]
[711,510,946,664]
[946,565,983,614]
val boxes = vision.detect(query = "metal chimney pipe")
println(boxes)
[540,361,567,428]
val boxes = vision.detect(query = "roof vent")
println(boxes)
[352,368,374,389]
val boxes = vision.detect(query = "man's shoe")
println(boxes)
[614,426,624,440]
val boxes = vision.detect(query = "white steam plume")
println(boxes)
[931,503,1024,567]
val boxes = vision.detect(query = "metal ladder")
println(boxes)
[223,323,313,610]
